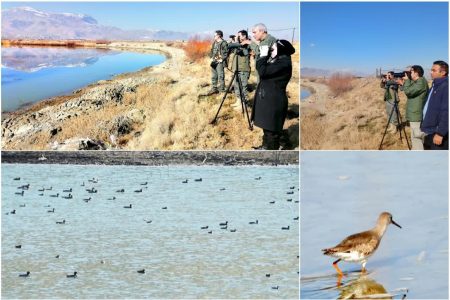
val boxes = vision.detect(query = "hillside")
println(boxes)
[301,77,414,150]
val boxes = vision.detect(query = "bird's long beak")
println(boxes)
[391,219,402,229]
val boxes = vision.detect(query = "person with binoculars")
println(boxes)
[396,65,429,150]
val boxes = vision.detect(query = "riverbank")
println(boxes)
[1,151,299,166]
[300,77,410,150]
[1,41,299,150]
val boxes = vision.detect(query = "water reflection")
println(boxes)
[302,271,408,299]
[301,89,311,100]
[2,47,116,72]
[301,152,448,299]
[1,46,165,112]
[338,274,391,299]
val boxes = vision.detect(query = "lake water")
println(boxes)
[1,47,166,112]
[2,164,299,299]
[301,89,311,101]
[300,152,448,299]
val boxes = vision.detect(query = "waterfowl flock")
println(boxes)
[4,169,299,297]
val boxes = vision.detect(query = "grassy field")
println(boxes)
[301,76,414,150]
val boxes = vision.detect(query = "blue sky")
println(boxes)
[2,2,299,40]
[301,2,449,75]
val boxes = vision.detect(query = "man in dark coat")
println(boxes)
[421,60,448,150]
[251,40,295,150]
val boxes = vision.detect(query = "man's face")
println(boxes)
[238,32,246,42]
[214,33,220,41]
[431,64,446,79]
[252,28,264,41]
[387,73,393,80]
[410,69,419,80]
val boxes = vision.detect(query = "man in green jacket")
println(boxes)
[228,30,251,110]
[242,23,277,83]
[397,65,429,150]
[380,71,399,133]
[207,30,228,95]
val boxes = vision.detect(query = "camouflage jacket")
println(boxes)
[209,40,228,62]
[227,43,250,72]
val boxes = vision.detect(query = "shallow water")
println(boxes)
[1,47,165,112]
[2,164,299,299]
[300,152,448,299]
[301,89,311,100]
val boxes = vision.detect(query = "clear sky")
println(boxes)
[2,2,299,40]
[301,2,449,75]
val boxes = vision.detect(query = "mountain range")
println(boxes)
[301,67,370,78]
[2,6,194,41]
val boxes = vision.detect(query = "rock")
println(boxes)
[112,109,145,136]
[52,138,107,150]
[50,127,61,137]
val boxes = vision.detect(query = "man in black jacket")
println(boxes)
[421,60,448,150]
[251,40,295,150]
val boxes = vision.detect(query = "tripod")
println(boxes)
[211,49,253,130]
[378,87,411,150]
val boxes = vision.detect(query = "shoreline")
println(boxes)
[1,40,187,150]
[2,41,175,117]
[1,151,299,166]
[1,40,299,150]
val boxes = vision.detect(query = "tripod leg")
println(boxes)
[393,90,411,150]
[211,72,236,125]
[379,100,396,150]
[396,104,411,150]
[235,71,253,130]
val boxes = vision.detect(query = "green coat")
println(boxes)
[381,80,396,101]
[252,34,277,60]
[403,77,429,122]
[227,44,250,72]
[209,40,228,61]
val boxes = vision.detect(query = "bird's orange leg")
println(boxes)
[333,259,344,276]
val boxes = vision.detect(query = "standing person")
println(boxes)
[396,65,429,150]
[250,23,277,60]
[207,30,228,95]
[228,30,251,110]
[242,23,277,83]
[380,71,399,133]
[421,60,449,150]
[251,40,295,150]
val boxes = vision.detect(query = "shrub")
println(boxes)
[327,73,354,96]
[184,36,210,62]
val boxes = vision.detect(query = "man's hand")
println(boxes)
[396,78,404,86]
[433,133,444,145]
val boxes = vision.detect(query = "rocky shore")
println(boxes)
[2,151,299,166]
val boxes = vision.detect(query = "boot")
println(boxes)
[206,88,219,96]
[265,130,281,150]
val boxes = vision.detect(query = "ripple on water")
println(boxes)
[2,164,299,298]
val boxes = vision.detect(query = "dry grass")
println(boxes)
[301,77,411,150]
[183,36,211,62]
[327,73,354,97]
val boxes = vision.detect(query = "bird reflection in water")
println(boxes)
[337,273,408,299]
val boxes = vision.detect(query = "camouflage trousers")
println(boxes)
[233,71,250,101]
[211,62,225,91]
[385,100,399,125]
